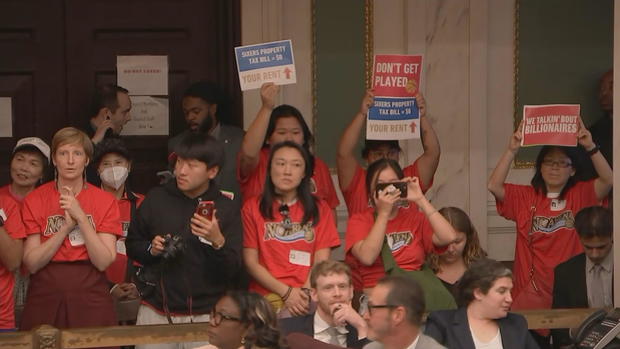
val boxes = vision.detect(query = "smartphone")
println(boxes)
[375,181,408,198]
[195,201,215,220]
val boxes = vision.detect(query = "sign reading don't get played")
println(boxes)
[235,40,296,91]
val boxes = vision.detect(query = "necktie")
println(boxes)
[326,327,341,346]
[590,264,606,308]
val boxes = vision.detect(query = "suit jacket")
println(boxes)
[424,308,539,349]
[362,334,446,349]
[279,313,370,349]
[551,253,588,347]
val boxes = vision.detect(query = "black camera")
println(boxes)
[375,181,408,198]
[161,234,184,260]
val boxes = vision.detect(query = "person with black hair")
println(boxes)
[238,83,339,209]
[425,259,539,349]
[200,290,286,349]
[89,84,132,145]
[552,206,613,348]
[168,81,244,198]
[242,141,340,318]
[94,137,144,302]
[126,133,243,349]
[345,159,456,295]
[336,87,439,217]
[0,138,45,330]
[487,119,612,347]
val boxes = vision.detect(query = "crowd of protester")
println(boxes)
[0,72,614,349]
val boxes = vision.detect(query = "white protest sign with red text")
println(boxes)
[367,54,423,140]
[521,104,580,147]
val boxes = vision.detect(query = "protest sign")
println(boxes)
[117,56,168,96]
[521,104,580,147]
[367,54,423,140]
[235,40,296,91]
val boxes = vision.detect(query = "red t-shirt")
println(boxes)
[496,180,601,311]
[242,196,341,295]
[0,185,24,208]
[0,190,26,329]
[238,148,340,209]
[105,192,144,284]
[21,182,122,263]
[345,206,440,289]
[341,160,430,216]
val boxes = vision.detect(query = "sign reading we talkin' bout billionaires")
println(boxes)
[367,54,423,140]
[521,104,580,147]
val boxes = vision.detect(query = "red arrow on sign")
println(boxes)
[283,67,292,79]
[409,121,417,133]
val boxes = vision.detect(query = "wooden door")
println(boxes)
[0,0,241,193]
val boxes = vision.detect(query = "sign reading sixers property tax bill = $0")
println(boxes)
[367,54,422,140]
[521,104,580,147]
[235,40,296,91]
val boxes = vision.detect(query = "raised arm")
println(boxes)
[405,177,456,246]
[337,90,373,190]
[488,121,523,202]
[351,190,400,266]
[578,118,613,200]
[414,92,441,190]
[238,83,279,179]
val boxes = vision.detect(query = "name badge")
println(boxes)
[116,239,127,255]
[68,227,85,246]
[289,249,311,267]
[550,199,566,211]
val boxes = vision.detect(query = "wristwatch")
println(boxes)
[587,144,600,156]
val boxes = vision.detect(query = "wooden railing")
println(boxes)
[0,308,600,349]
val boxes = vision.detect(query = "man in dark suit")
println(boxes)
[552,206,613,348]
[279,260,370,349]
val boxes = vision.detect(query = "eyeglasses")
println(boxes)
[210,310,241,326]
[279,204,293,231]
[542,159,572,168]
[367,303,399,314]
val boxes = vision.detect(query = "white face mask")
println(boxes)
[100,166,129,190]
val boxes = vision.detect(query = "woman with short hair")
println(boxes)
[20,127,122,330]
[425,258,539,349]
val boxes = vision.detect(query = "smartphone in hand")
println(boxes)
[195,201,215,220]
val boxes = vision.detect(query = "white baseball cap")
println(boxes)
[13,137,51,163]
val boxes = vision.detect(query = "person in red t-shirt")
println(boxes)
[336,87,440,217]
[488,119,612,346]
[0,137,50,326]
[0,188,26,330]
[238,83,339,209]
[345,158,457,294]
[20,127,122,331]
[94,137,144,302]
[243,142,340,318]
